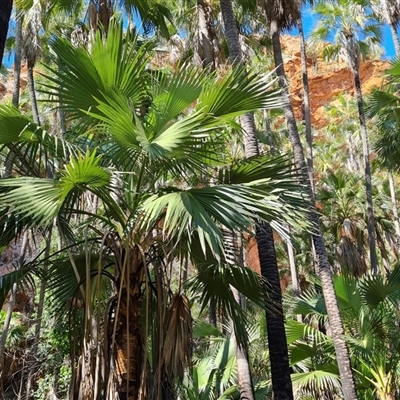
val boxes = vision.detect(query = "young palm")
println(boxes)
[0,20,307,399]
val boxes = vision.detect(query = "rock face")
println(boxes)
[247,36,390,274]
[281,35,390,129]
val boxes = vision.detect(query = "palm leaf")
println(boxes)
[197,68,284,120]
[291,370,342,396]
[41,20,151,128]
[187,263,265,347]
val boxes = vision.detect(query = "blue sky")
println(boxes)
[296,6,396,59]
[3,10,397,68]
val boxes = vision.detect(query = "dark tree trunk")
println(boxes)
[298,16,314,193]
[353,69,378,274]
[12,15,22,108]
[256,222,294,400]
[270,19,359,400]
[219,1,294,399]
[0,0,12,65]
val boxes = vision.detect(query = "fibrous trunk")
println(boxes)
[108,247,146,400]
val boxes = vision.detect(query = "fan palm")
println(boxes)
[0,20,308,399]
[286,267,400,400]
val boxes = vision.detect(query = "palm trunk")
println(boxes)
[0,0,12,63]
[197,0,218,329]
[25,229,51,399]
[388,171,400,236]
[298,16,314,193]
[256,222,294,400]
[99,1,110,34]
[197,0,216,69]
[27,65,40,125]
[353,69,378,274]
[218,0,259,158]
[270,19,359,400]
[286,234,300,297]
[109,247,147,400]
[232,287,255,400]
[219,2,294,399]
[12,15,22,108]
[263,109,275,151]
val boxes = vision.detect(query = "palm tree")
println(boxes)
[311,0,381,274]
[0,0,12,64]
[0,20,306,399]
[263,0,359,397]
[219,0,295,398]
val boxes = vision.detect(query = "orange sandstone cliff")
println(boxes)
[281,35,390,129]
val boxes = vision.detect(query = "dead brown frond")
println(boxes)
[162,293,192,383]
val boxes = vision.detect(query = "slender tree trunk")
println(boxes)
[219,1,294,399]
[286,234,300,297]
[231,287,255,400]
[256,222,294,400]
[353,69,378,274]
[270,19,359,400]
[298,16,314,193]
[25,229,51,399]
[263,109,275,151]
[388,171,400,236]
[12,15,22,108]
[219,0,259,158]
[388,23,400,242]
[27,66,40,125]
[0,0,12,64]
[197,0,218,329]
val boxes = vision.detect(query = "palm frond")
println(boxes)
[197,68,285,120]
[163,293,192,382]
[187,263,265,347]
